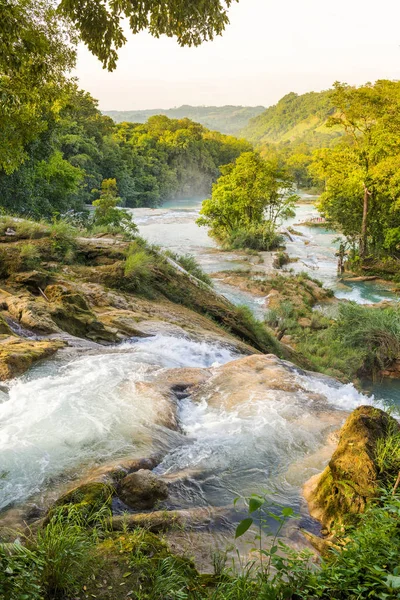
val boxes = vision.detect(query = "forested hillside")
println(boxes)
[0,90,251,216]
[103,105,265,135]
[241,90,339,147]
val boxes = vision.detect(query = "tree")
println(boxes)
[197,151,297,250]
[0,0,76,173]
[311,80,400,259]
[92,178,137,235]
[58,0,238,70]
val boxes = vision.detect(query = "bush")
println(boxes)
[19,243,41,270]
[226,223,284,251]
[334,302,400,374]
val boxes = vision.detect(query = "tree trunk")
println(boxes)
[360,184,370,259]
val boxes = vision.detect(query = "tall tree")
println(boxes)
[0,0,76,173]
[311,80,400,258]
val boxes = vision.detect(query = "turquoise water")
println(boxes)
[131,197,397,305]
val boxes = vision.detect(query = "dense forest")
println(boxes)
[0,89,251,216]
[103,105,266,135]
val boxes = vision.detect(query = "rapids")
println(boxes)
[0,332,377,537]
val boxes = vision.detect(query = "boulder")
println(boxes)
[189,354,324,411]
[0,336,64,380]
[55,482,115,511]
[304,405,400,531]
[118,470,168,510]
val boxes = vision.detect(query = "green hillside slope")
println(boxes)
[241,90,341,147]
[103,105,265,135]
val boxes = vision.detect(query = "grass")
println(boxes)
[165,251,212,286]
[2,481,400,600]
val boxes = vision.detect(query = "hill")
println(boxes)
[102,105,265,135]
[240,90,341,147]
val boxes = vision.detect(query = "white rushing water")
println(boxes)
[0,334,378,516]
[0,335,239,511]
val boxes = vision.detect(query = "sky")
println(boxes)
[74,0,400,111]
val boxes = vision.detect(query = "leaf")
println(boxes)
[270,545,278,554]
[386,575,400,589]
[123,572,132,578]
[249,496,264,513]
[281,507,294,518]
[235,518,253,539]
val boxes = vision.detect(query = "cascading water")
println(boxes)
[0,333,378,525]
[0,335,239,511]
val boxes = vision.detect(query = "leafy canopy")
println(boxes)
[58,0,238,70]
[311,80,400,257]
[197,151,297,250]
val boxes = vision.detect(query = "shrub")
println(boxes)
[226,223,284,251]
[334,302,400,374]
[19,243,41,270]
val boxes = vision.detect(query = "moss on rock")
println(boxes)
[304,405,400,531]
[0,337,65,380]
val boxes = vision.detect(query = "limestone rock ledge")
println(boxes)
[0,336,65,381]
[304,405,400,531]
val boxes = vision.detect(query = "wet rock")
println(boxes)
[380,358,400,379]
[2,293,58,333]
[77,457,160,485]
[0,314,12,335]
[190,354,323,411]
[304,405,400,530]
[0,336,64,380]
[118,470,168,510]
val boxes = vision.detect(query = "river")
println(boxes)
[0,196,398,563]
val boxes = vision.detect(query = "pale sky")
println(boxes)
[74,0,400,111]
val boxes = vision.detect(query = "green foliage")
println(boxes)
[311,80,400,259]
[375,422,400,477]
[334,302,400,375]
[32,511,98,598]
[103,105,266,136]
[241,90,336,146]
[0,0,76,175]
[92,178,137,236]
[227,223,283,251]
[0,91,251,216]
[58,0,237,71]
[197,151,297,250]
[166,251,213,285]
[18,243,41,270]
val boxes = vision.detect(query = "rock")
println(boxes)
[76,456,159,485]
[298,317,312,328]
[12,270,52,293]
[0,314,12,335]
[44,284,119,343]
[50,482,115,524]
[111,511,182,533]
[0,336,64,380]
[118,470,168,510]
[304,405,400,531]
[2,293,58,333]
[189,354,325,411]
[380,358,400,379]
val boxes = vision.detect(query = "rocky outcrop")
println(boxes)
[304,405,400,531]
[117,470,168,510]
[0,336,65,380]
